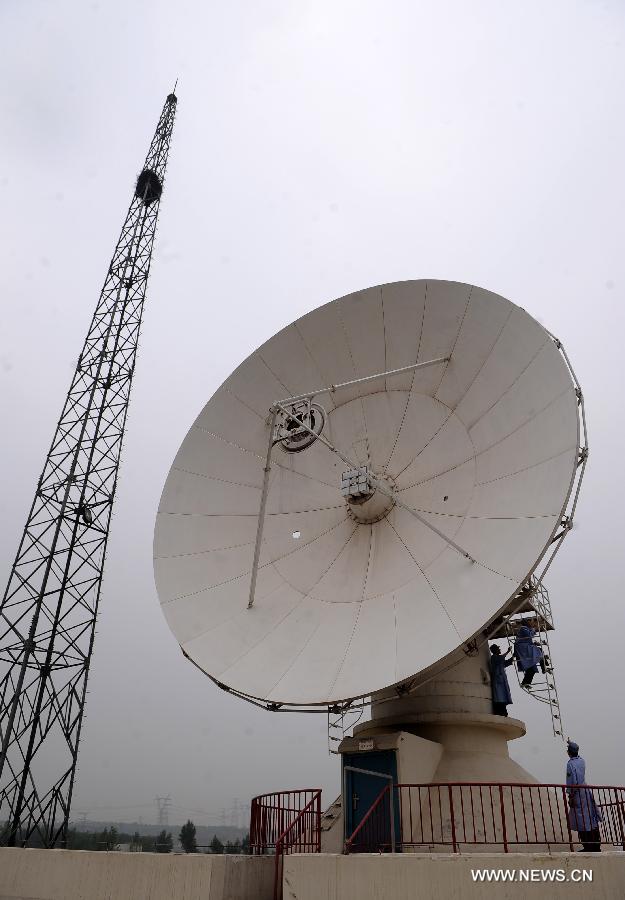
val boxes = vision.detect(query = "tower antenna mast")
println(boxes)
[0,90,178,847]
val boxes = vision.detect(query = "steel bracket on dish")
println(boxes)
[278,355,450,406]
[272,398,326,453]
[463,639,480,657]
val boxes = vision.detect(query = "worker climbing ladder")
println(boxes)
[502,578,564,739]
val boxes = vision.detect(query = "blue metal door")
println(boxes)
[343,750,400,849]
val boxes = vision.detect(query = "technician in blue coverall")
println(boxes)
[566,740,602,852]
[489,644,514,716]
[513,623,544,687]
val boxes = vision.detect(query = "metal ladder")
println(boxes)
[327,701,366,754]
[503,579,564,739]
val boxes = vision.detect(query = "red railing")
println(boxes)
[345,781,397,854]
[345,782,625,853]
[250,789,321,899]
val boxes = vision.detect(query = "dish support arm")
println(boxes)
[247,407,279,610]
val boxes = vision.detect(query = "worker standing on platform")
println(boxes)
[489,644,514,716]
[566,740,602,852]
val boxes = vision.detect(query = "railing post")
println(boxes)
[317,790,321,852]
[616,789,625,852]
[499,784,508,852]
[563,786,574,851]
[342,766,348,851]
[274,840,282,900]
[448,785,457,852]
[389,785,396,853]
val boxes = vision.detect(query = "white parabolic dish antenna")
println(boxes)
[154,280,585,707]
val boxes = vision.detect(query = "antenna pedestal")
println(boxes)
[330,647,565,854]
[354,645,535,784]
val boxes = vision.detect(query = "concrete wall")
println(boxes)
[0,848,274,900]
[283,853,625,900]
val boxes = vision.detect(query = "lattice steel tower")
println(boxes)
[0,91,177,847]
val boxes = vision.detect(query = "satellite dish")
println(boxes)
[154,280,584,708]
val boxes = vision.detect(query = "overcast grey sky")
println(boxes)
[1,0,624,827]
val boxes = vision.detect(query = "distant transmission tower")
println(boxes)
[155,796,172,828]
[0,91,178,848]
